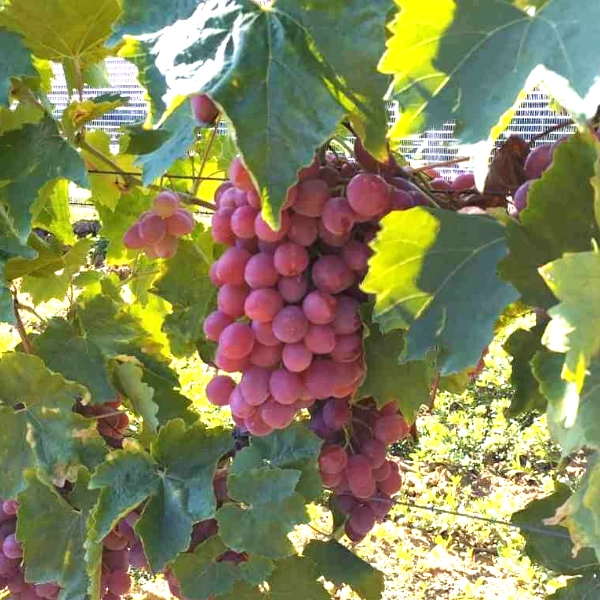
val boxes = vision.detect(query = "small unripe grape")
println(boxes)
[153,191,180,217]
[166,209,195,237]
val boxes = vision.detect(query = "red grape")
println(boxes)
[319,444,348,474]
[229,386,256,419]
[361,439,387,468]
[250,342,282,368]
[347,173,391,218]
[331,334,362,363]
[260,400,296,429]
[206,375,236,407]
[244,253,279,288]
[373,415,409,444]
[322,197,356,235]
[229,157,255,192]
[244,288,284,322]
[240,367,271,406]
[322,398,352,429]
[341,241,370,272]
[139,213,167,245]
[153,191,180,217]
[390,189,414,211]
[278,275,308,303]
[107,570,131,596]
[255,211,290,242]
[217,284,249,318]
[304,324,336,354]
[2,534,22,559]
[218,322,255,359]
[102,531,127,551]
[348,505,376,535]
[451,172,475,193]
[231,205,258,239]
[378,464,402,496]
[273,306,309,343]
[303,360,337,399]
[269,369,303,405]
[273,243,309,277]
[212,208,236,245]
[282,342,313,373]
[312,256,354,294]
[245,410,274,436]
[293,179,329,217]
[153,234,179,259]
[217,247,251,285]
[302,291,337,325]
[215,350,250,373]
[203,310,233,341]
[332,296,361,334]
[288,214,318,246]
[191,94,219,123]
[251,320,280,346]
[123,223,145,249]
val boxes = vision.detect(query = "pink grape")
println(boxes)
[378,463,402,496]
[129,543,149,570]
[211,208,236,245]
[347,173,391,217]
[322,197,356,235]
[229,157,255,192]
[525,144,554,179]
[229,387,256,419]
[282,342,313,372]
[247,188,261,209]
[166,209,195,237]
[332,296,361,334]
[231,205,258,239]
[318,221,351,247]
[251,321,280,346]
[303,360,337,399]
[244,253,279,288]
[335,494,358,515]
[244,288,284,322]
[349,477,377,500]
[245,410,274,436]
[191,94,219,123]
[451,172,475,193]
[2,534,22,559]
[321,470,343,488]
[217,284,249,318]
[153,234,179,259]
[220,187,245,210]
[273,243,309,277]
[293,179,329,216]
[278,275,308,303]
[288,214,318,246]
[255,211,290,242]
[216,247,251,285]
[298,158,320,181]
[107,571,132,596]
[348,505,376,535]
[123,223,145,249]
[139,213,167,245]
[380,402,398,416]
[312,255,354,294]
[236,237,258,252]
[103,549,130,572]
[362,439,387,468]
[206,375,236,406]
[250,342,282,368]
[322,398,352,429]
[370,493,393,519]
[509,180,533,217]
[273,306,309,343]
[102,530,127,551]
[203,310,233,341]
[260,400,296,429]
[390,189,414,211]
[303,291,337,325]
[304,324,336,354]
[345,454,373,484]
[269,369,303,405]
[1,501,17,516]
[153,191,180,217]
[429,177,452,191]
[214,182,233,207]
[331,334,362,363]
[341,241,370,272]
[0,553,19,577]
[8,573,27,594]
[319,165,341,185]
[373,415,409,444]
[215,350,250,373]
[219,322,255,359]
[240,367,271,406]
[318,444,348,474]
[257,240,280,254]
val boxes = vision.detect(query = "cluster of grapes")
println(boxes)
[0,496,61,600]
[76,395,130,449]
[123,191,196,259]
[203,143,428,436]
[310,398,408,542]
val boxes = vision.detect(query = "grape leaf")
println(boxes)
[217,466,308,559]
[362,207,519,374]
[304,539,385,600]
[503,323,547,416]
[121,123,172,155]
[0,0,120,64]
[0,28,37,107]
[31,180,75,245]
[117,0,389,225]
[134,99,199,185]
[0,101,44,133]
[500,133,600,308]
[0,353,105,499]
[0,117,89,241]
[359,320,432,424]
[89,419,233,571]
[171,537,240,600]
[151,239,217,357]
[113,358,159,434]
[3,233,65,280]
[0,284,14,325]
[62,94,127,141]
[540,250,600,392]
[381,0,600,143]
[232,423,323,502]
[512,483,598,576]
[548,574,600,599]
[17,469,102,600]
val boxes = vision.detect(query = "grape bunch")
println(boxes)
[0,496,62,600]
[204,143,426,436]
[123,191,196,259]
[310,397,408,542]
[75,394,130,449]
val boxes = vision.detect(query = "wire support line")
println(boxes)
[87,168,228,182]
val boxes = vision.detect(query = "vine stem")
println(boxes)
[528,119,573,147]
[15,301,47,324]
[410,156,471,173]
[78,135,217,212]
[12,292,33,354]
[192,120,221,196]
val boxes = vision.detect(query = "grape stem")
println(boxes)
[14,300,47,324]
[410,156,471,173]
[11,290,33,354]
[192,119,221,196]
[528,120,573,147]
[78,135,217,212]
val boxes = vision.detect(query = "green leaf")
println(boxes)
[239,556,274,586]
[1,0,120,64]
[0,353,105,498]
[359,320,432,424]
[119,0,388,225]
[500,133,600,307]
[503,323,547,416]
[113,358,159,433]
[217,466,308,559]
[0,28,37,107]
[540,250,600,392]
[171,537,240,600]
[3,233,64,280]
[0,116,89,241]
[512,484,598,576]
[134,101,198,185]
[89,420,233,571]
[0,101,44,133]
[61,95,127,140]
[31,179,75,245]
[381,0,600,143]
[17,470,102,600]
[548,574,600,599]
[151,239,216,357]
[0,284,15,325]
[362,207,518,374]
[121,122,172,155]
[304,539,385,600]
